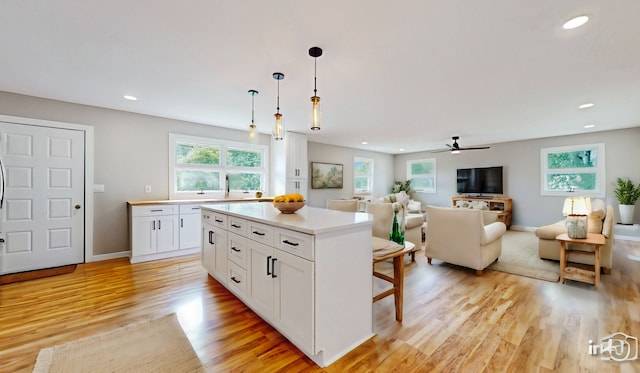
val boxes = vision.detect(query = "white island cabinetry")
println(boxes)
[200,202,373,367]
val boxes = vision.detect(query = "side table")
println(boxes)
[556,233,606,288]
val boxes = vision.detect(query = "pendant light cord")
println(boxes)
[313,58,318,96]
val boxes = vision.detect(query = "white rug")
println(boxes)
[487,230,560,282]
[33,313,205,373]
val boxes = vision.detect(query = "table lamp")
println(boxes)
[562,197,591,238]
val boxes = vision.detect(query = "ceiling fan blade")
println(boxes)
[459,146,491,150]
[430,148,453,153]
[445,144,454,149]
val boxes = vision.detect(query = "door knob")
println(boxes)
[75,204,81,209]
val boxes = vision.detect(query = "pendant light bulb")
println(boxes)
[309,47,323,132]
[248,89,258,144]
[272,72,285,141]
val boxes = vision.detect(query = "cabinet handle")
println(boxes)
[252,230,265,236]
[153,220,156,230]
[208,231,214,244]
[231,223,241,229]
[231,276,241,284]
[192,207,200,210]
[150,209,163,212]
[271,258,278,278]
[282,239,299,247]
[215,218,223,223]
[231,246,240,253]
[180,218,183,228]
[266,255,272,275]
[158,220,161,230]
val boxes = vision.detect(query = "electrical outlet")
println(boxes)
[145,185,152,193]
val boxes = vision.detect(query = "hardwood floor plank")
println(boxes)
[1,236,639,372]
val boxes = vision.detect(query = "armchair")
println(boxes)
[425,206,506,276]
[326,199,359,212]
[535,199,614,273]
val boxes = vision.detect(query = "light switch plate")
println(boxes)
[145,185,152,193]
[93,184,105,193]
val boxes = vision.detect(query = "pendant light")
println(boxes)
[248,89,258,144]
[272,72,285,140]
[309,46,323,131]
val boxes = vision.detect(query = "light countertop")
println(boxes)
[202,202,373,235]
[127,198,273,206]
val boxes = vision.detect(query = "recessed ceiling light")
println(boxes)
[399,148,405,151]
[578,103,594,109]
[361,141,368,145]
[563,15,589,30]
[124,95,137,101]
[584,124,596,129]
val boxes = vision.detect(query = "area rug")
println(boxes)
[33,313,205,373]
[487,230,560,282]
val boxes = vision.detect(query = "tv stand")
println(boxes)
[451,196,512,229]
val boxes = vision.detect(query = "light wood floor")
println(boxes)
[1,236,639,372]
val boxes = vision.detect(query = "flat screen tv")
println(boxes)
[456,166,503,195]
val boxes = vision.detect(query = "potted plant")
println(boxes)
[614,177,640,224]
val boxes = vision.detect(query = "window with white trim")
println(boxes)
[407,158,436,193]
[540,143,605,197]
[354,157,374,194]
[169,134,267,199]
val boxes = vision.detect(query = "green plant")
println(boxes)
[391,180,412,194]
[614,177,640,205]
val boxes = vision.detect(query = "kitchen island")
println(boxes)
[200,202,374,367]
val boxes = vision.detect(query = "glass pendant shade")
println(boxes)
[273,113,284,140]
[310,95,320,131]
[248,89,258,144]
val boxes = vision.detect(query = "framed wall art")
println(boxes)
[311,162,343,189]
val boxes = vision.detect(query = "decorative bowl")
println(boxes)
[273,201,305,214]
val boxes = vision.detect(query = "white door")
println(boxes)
[0,122,85,274]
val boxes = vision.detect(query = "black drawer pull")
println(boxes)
[192,207,200,210]
[252,230,265,236]
[215,218,223,223]
[231,276,241,284]
[150,209,163,212]
[231,246,241,252]
[271,258,278,278]
[282,239,299,247]
[231,224,242,228]
[208,231,214,244]
[266,255,272,275]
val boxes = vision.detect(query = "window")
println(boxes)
[354,157,374,194]
[540,143,605,197]
[407,158,436,193]
[169,134,267,199]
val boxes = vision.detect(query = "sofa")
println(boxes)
[534,199,614,273]
[425,205,506,275]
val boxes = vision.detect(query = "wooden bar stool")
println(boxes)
[372,240,415,322]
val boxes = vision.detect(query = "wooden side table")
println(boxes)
[556,233,606,288]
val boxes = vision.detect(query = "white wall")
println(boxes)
[0,91,271,255]
[306,142,394,208]
[394,127,640,228]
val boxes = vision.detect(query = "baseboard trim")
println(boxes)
[88,251,131,262]
[510,225,536,232]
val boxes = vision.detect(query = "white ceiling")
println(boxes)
[1,1,639,154]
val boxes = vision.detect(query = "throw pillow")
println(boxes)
[407,200,422,213]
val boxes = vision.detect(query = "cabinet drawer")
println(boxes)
[246,220,274,246]
[228,216,248,236]
[180,204,202,214]
[131,205,178,217]
[201,211,227,229]
[227,261,248,298]
[276,229,314,261]
[228,232,247,268]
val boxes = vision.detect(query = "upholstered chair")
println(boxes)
[364,202,394,239]
[535,199,614,273]
[425,205,506,276]
[326,199,359,212]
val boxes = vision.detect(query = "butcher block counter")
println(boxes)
[200,202,374,367]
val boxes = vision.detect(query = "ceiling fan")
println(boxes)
[432,136,490,153]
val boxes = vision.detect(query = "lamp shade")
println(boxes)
[562,197,592,216]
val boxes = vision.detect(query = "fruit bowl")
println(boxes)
[273,201,305,214]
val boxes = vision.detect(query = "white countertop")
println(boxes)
[201,202,373,235]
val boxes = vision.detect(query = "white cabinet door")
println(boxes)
[156,214,179,253]
[285,178,307,195]
[201,222,215,274]
[274,249,314,354]
[211,226,228,282]
[248,240,275,318]
[286,132,308,178]
[131,216,157,256]
[180,213,201,250]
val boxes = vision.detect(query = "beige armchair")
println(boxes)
[326,199,359,212]
[425,206,506,276]
[535,199,614,273]
[364,202,423,246]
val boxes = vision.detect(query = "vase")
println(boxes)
[389,211,405,245]
[619,204,635,225]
